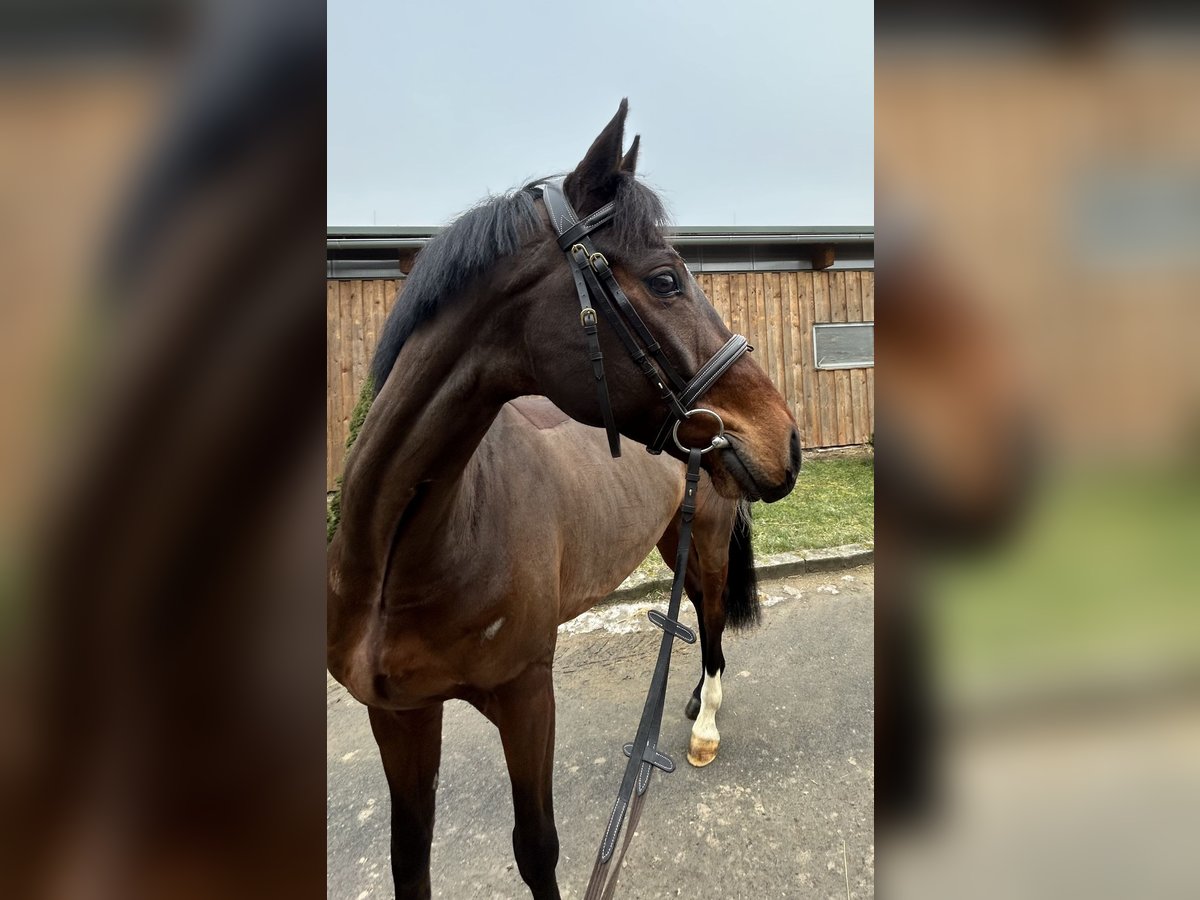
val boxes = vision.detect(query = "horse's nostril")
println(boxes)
[789,428,802,475]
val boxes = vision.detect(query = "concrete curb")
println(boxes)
[603,543,874,605]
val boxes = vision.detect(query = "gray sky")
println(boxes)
[328,0,872,227]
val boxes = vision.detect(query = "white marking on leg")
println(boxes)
[481,617,505,640]
[691,669,723,745]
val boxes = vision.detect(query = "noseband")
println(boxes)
[534,178,750,458]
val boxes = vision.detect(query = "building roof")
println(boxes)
[327,225,874,279]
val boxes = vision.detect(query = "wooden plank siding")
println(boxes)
[327,271,874,489]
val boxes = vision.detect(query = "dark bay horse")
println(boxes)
[328,101,800,899]
[875,243,1036,824]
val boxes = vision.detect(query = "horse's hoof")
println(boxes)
[684,695,701,720]
[687,735,719,767]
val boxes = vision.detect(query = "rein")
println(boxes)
[533,178,751,897]
[582,447,702,900]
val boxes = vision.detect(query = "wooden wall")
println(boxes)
[327,278,401,489]
[696,270,875,455]
[327,270,873,489]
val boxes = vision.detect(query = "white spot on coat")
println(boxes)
[482,617,505,640]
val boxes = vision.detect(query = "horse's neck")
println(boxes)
[336,296,527,581]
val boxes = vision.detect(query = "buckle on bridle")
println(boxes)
[671,408,729,455]
[580,307,598,327]
[588,251,610,274]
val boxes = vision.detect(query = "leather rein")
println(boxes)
[533,177,751,898]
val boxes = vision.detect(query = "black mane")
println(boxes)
[367,173,669,394]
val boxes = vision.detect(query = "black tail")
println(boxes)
[725,501,761,629]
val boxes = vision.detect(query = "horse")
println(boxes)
[327,100,801,900]
[875,237,1036,824]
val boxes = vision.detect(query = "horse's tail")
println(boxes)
[724,500,761,629]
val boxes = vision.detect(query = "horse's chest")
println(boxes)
[367,605,550,703]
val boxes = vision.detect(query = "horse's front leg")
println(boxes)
[474,661,562,900]
[368,703,443,900]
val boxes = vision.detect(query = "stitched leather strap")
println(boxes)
[576,250,689,418]
[647,334,751,453]
[570,254,621,457]
[543,178,689,403]
[536,178,753,458]
[556,201,615,249]
[582,308,621,458]
[544,181,623,457]
[584,450,703,899]
[576,234,689,395]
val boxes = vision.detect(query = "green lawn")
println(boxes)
[628,453,875,580]
[751,455,875,554]
[930,466,1200,689]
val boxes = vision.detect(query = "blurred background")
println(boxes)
[876,5,1200,899]
[0,1,327,897]
[2,1,1198,897]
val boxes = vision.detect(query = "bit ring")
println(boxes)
[672,408,728,454]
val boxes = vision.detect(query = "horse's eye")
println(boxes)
[647,272,680,297]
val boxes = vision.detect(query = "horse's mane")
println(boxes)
[367,173,669,394]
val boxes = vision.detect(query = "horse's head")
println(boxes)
[879,257,1036,545]
[519,101,800,501]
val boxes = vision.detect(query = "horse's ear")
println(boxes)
[619,134,640,175]
[565,98,628,214]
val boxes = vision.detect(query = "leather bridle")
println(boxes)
[534,177,751,459]
[532,177,753,898]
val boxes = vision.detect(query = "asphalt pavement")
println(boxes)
[328,566,875,900]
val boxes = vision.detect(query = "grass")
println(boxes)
[751,455,875,555]
[628,453,875,580]
[930,465,1200,689]
[328,378,374,542]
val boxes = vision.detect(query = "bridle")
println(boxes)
[533,177,752,898]
[534,177,751,459]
